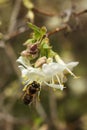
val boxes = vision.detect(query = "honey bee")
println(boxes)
[22,81,40,105]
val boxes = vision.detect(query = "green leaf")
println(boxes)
[48,50,56,58]
[42,43,51,49]
[28,23,47,41]
[28,22,40,33]
[24,38,35,45]
[40,49,48,57]
[33,32,41,40]
[28,22,43,40]
[41,38,51,49]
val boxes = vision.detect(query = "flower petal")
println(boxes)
[66,62,79,70]
[17,56,30,68]
[42,62,65,76]
[28,68,45,81]
[18,65,29,79]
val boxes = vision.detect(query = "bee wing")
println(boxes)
[31,94,37,106]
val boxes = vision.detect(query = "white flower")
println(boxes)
[41,60,78,90]
[42,62,65,90]
[17,55,79,91]
[18,65,45,83]
[42,62,65,76]
[55,54,79,78]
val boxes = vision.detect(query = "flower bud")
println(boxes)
[35,56,47,68]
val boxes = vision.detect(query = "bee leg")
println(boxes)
[37,86,41,101]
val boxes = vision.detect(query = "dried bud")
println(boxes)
[29,43,38,54]
[35,56,47,68]
[30,44,37,51]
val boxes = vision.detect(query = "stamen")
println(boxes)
[23,85,27,91]
[56,74,61,85]
[37,81,42,101]
[65,67,77,78]
[52,76,54,84]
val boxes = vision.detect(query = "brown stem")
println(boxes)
[8,0,22,33]
[4,27,29,41]
[5,121,13,130]
[4,0,22,78]
[74,9,87,16]
[47,9,87,37]
[49,91,60,129]
[32,7,56,17]
[0,112,30,124]
[2,9,87,42]
[47,26,67,37]
[49,91,67,130]
[35,102,50,124]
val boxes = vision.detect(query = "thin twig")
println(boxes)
[8,0,22,33]
[32,7,56,17]
[35,102,50,124]
[4,44,20,77]
[47,9,87,37]
[74,9,87,16]
[2,9,87,41]
[4,0,22,78]
[47,26,67,37]
[0,112,29,124]
[5,27,29,41]
[49,91,67,130]
[49,91,60,129]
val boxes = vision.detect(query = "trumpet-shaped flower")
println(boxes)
[42,59,79,90]
[55,54,79,78]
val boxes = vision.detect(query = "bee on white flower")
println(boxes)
[16,23,79,105]
[17,55,79,91]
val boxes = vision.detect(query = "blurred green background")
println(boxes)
[0,0,87,130]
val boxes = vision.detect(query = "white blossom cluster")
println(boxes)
[17,54,78,91]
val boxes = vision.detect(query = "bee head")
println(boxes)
[32,81,40,89]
